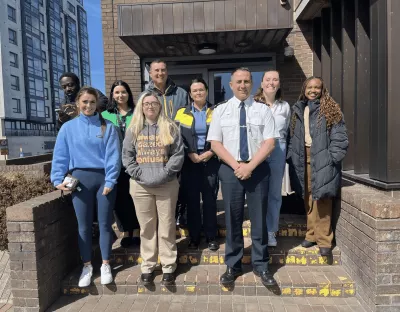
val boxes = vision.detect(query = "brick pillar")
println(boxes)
[337,180,400,312]
[7,192,79,312]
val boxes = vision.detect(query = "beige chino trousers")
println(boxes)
[129,178,179,273]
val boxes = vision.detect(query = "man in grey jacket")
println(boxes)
[141,59,189,226]
[141,60,189,119]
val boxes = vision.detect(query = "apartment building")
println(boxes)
[0,0,91,158]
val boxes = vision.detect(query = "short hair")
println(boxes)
[59,72,80,86]
[190,77,209,91]
[150,59,167,70]
[231,67,253,81]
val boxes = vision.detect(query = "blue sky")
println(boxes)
[85,0,106,94]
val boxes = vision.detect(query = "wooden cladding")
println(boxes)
[118,0,293,37]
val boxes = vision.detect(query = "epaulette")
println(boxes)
[214,100,228,108]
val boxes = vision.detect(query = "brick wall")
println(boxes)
[6,192,79,312]
[101,0,313,105]
[337,180,400,312]
[0,162,51,179]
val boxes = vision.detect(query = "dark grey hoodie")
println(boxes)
[122,122,184,187]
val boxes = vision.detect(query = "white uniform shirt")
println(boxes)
[207,96,279,161]
[269,100,291,143]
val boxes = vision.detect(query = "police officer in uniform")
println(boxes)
[207,68,278,287]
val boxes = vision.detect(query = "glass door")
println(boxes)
[208,68,274,104]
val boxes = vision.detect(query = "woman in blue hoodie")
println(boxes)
[51,87,121,288]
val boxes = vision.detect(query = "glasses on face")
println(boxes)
[143,102,160,108]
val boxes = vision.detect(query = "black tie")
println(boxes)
[239,102,249,161]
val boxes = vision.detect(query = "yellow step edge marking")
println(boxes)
[293,288,304,296]
[202,256,209,264]
[345,289,355,295]
[331,289,342,297]
[282,288,292,295]
[319,288,330,297]
[209,255,219,264]
[138,287,145,293]
[186,286,196,292]
[305,288,318,296]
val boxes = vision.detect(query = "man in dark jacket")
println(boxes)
[57,72,108,130]
[141,60,190,226]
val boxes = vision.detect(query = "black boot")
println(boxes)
[207,238,219,252]
[162,273,175,285]
[140,272,154,286]
[220,267,242,286]
[253,270,277,287]
[301,240,317,248]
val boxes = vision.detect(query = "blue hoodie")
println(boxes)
[51,113,121,189]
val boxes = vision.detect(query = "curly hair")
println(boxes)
[291,77,343,136]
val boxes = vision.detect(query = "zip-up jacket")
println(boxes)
[174,102,215,154]
[141,78,189,119]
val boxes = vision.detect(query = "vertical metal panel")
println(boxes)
[120,6,133,36]
[162,4,174,34]
[267,0,279,28]
[321,8,331,90]
[313,18,322,77]
[214,1,225,30]
[235,0,247,30]
[341,0,356,171]
[224,0,235,30]
[354,0,371,174]
[204,1,215,32]
[387,0,400,181]
[246,0,257,29]
[152,4,163,35]
[193,2,205,32]
[369,0,387,181]
[142,5,154,35]
[183,3,194,33]
[256,0,268,29]
[132,5,143,36]
[173,3,184,33]
[330,0,342,104]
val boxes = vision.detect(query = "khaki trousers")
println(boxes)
[129,179,179,273]
[304,147,333,248]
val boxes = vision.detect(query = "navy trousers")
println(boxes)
[71,169,116,263]
[182,157,220,241]
[219,162,270,272]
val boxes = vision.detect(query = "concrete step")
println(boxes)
[113,214,307,239]
[107,237,340,267]
[62,264,355,298]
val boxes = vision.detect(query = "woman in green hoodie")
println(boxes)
[102,80,140,248]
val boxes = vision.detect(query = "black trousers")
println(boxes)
[114,170,140,232]
[182,157,220,241]
[219,162,270,272]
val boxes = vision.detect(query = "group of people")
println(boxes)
[50,60,348,289]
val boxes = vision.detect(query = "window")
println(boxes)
[40,13,44,26]
[41,32,45,44]
[44,88,49,100]
[8,5,16,22]
[45,107,50,118]
[12,98,21,114]
[10,52,18,68]
[42,51,46,62]
[68,2,75,14]
[9,29,17,45]
[43,69,47,81]
[11,75,19,91]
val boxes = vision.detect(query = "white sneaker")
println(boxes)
[268,232,277,247]
[101,263,113,285]
[78,264,93,287]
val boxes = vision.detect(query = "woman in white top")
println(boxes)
[254,70,291,247]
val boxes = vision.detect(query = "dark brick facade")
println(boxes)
[6,192,79,312]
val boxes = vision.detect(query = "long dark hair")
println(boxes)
[107,80,135,112]
[290,76,343,136]
[254,70,282,105]
[76,86,107,137]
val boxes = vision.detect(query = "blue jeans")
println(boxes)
[71,169,117,263]
[266,141,286,232]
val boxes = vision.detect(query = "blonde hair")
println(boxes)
[128,91,179,146]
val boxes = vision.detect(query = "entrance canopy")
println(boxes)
[118,0,293,57]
